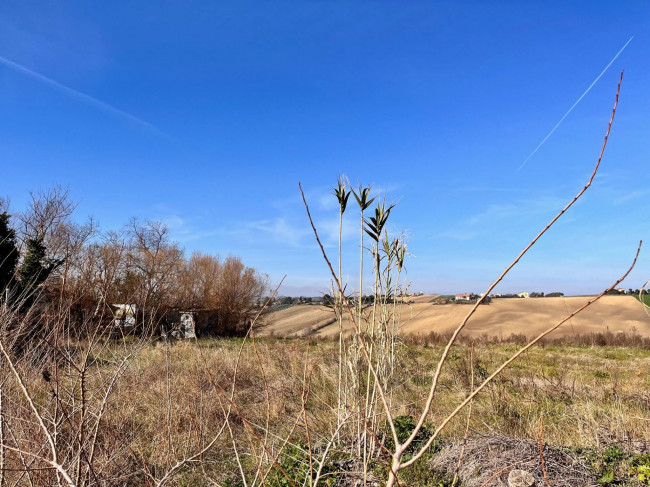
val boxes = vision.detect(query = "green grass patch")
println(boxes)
[430,295,455,301]
[635,294,650,306]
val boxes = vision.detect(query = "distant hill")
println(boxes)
[258,295,650,339]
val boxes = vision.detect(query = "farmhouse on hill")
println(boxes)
[455,293,471,301]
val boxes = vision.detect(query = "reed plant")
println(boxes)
[298,71,639,486]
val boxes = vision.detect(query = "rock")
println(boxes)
[508,469,535,487]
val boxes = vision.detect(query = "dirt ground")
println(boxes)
[258,295,650,339]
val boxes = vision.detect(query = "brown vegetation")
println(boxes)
[1,189,268,338]
[2,328,649,486]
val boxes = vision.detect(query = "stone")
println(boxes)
[508,469,535,487]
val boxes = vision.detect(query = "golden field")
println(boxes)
[261,295,650,339]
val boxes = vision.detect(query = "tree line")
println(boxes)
[0,187,269,338]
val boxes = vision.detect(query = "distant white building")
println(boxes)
[455,293,471,301]
[113,304,136,327]
[517,292,530,299]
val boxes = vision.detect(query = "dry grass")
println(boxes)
[431,435,594,486]
[4,337,649,485]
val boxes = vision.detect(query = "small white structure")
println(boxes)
[165,311,197,339]
[113,304,136,327]
[455,293,471,301]
[517,292,530,299]
[178,312,196,339]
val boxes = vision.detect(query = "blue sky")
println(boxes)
[1,1,648,296]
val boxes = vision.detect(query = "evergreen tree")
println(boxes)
[18,238,62,295]
[0,211,19,296]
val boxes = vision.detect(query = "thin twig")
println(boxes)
[404,70,625,458]
[193,287,298,487]
[0,340,75,486]
[0,382,5,487]
[402,239,642,469]
[0,444,75,487]
[538,414,551,487]
[452,343,474,487]
[478,456,535,487]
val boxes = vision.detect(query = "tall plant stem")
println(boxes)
[0,382,5,487]
[337,208,344,433]
[363,243,381,485]
[301,183,400,469]
[358,209,365,333]
[388,264,403,403]
[356,207,365,455]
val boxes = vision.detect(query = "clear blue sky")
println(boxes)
[1,1,648,296]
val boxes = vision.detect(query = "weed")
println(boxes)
[595,370,611,379]
[630,454,650,486]
[583,445,650,486]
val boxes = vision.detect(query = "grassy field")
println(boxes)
[3,337,649,486]
[430,295,455,303]
[635,294,650,307]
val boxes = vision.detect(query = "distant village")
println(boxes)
[271,291,427,306]
[271,287,646,309]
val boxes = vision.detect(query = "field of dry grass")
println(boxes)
[5,339,650,486]
[75,339,650,485]
[260,295,650,340]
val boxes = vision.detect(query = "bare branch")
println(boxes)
[402,240,642,468]
[403,70,625,456]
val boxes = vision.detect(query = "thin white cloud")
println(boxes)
[242,218,311,248]
[151,212,224,244]
[175,228,224,244]
[613,189,649,205]
[454,186,527,193]
[316,214,358,247]
[162,215,185,229]
[0,55,169,137]
[318,190,340,211]
[435,195,566,241]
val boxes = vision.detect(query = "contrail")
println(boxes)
[0,55,168,136]
[516,36,633,172]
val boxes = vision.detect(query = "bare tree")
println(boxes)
[175,252,269,335]
[212,255,269,335]
[17,186,76,244]
[125,219,184,324]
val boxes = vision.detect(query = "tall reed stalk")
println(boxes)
[333,177,350,434]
